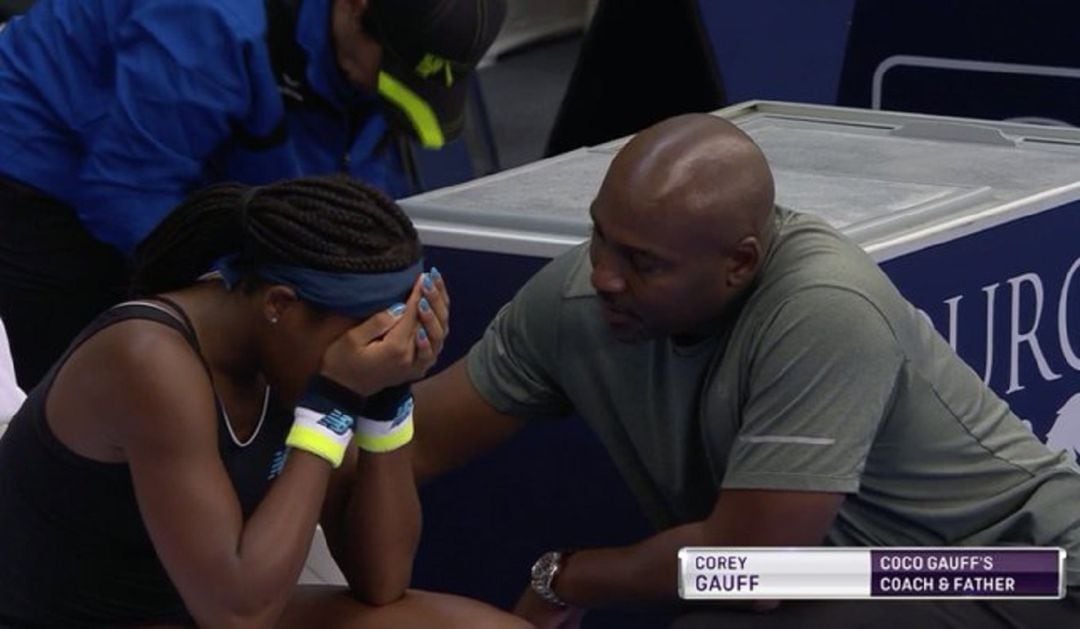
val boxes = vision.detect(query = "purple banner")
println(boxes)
[870,549,1062,598]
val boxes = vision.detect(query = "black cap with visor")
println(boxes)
[365,0,507,148]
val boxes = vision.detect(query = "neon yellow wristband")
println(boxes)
[354,413,415,453]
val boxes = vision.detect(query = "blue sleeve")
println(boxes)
[77,1,282,254]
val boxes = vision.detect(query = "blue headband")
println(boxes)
[214,255,423,319]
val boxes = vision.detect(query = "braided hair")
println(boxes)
[131,175,420,295]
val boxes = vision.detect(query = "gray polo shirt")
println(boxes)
[467,208,1080,585]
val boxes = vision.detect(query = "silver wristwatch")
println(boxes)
[530,550,570,607]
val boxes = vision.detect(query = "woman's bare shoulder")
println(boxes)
[48,315,219,456]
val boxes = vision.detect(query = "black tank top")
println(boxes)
[0,300,292,627]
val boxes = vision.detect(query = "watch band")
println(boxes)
[530,550,572,607]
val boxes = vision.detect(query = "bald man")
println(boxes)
[412,114,1080,627]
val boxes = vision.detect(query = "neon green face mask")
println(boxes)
[377,71,446,149]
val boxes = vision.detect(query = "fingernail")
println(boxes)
[419,297,431,313]
[430,266,441,281]
[417,327,428,341]
[422,273,434,292]
[388,303,406,317]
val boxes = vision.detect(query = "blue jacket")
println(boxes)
[0,0,410,254]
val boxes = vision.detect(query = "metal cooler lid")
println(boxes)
[402,101,1080,259]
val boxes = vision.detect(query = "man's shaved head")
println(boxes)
[607,113,775,248]
[588,114,777,342]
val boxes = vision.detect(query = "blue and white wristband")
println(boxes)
[286,375,363,468]
[287,407,355,468]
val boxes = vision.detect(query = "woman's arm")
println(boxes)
[322,444,422,604]
[74,299,420,626]
[90,322,334,627]
[320,272,449,603]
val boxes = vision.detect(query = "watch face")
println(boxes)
[532,551,561,585]
[530,551,568,607]
[531,559,546,580]
[532,552,554,579]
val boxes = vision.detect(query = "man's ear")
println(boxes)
[725,236,763,289]
[262,285,299,325]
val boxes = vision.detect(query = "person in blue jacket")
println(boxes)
[0,0,505,389]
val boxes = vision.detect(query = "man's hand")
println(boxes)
[513,586,584,629]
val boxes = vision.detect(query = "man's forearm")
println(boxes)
[551,488,845,612]
[554,521,707,608]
